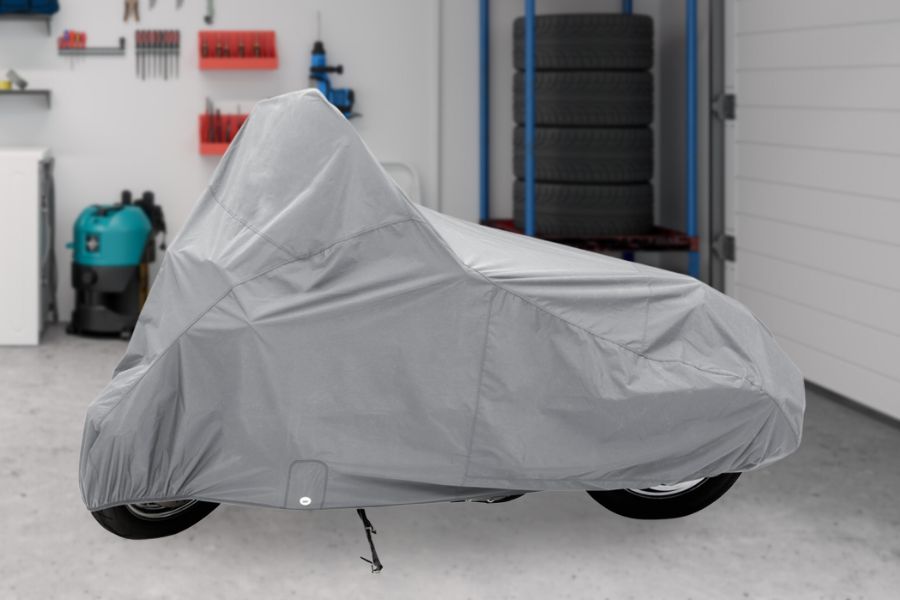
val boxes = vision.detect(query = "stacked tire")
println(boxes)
[513,14,655,237]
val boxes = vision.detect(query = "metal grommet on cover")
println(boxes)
[299,496,312,506]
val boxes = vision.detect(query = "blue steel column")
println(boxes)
[524,0,536,236]
[479,0,490,223]
[686,0,700,277]
[622,0,633,14]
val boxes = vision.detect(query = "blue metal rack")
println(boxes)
[479,0,701,278]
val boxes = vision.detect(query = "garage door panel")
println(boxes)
[737,0,900,34]
[737,21,900,69]
[739,68,900,110]
[737,252,900,336]
[737,144,900,200]
[736,108,900,156]
[736,216,900,290]
[775,337,900,422]
[736,179,900,245]
[733,0,900,418]
[734,286,900,384]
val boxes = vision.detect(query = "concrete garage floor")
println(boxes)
[1,327,899,600]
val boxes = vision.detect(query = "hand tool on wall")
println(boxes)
[164,30,179,79]
[163,31,169,80]
[174,31,180,78]
[204,0,214,25]
[138,30,145,79]
[148,30,155,78]
[124,0,139,22]
[6,69,28,90]
[149,31,154,78]
[206,98,215,143]
[149,31,155,76]
[309,18,358,118]
[135,31,141,78]
[135,30,140,77]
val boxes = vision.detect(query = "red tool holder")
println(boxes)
[198,31,277,70]
[198,113,248,155]
[58,30,87,49]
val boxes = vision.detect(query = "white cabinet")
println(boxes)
[0,148,56,345]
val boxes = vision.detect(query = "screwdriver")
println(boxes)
[163,30,168,80]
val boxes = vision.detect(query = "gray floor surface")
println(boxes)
[1,326,898,600]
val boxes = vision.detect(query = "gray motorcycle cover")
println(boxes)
[80,90,804,512]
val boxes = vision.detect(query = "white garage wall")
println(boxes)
[730,0,900,420]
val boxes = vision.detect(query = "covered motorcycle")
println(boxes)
[80,90,804,550]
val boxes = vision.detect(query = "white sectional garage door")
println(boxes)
[727,0,900,420]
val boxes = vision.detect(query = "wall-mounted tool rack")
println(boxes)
[199,113,248,155]
[59,36,126,57]
[198,31,277,70]
[135,30,181,80]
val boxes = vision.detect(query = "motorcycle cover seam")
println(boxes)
[461,287,499,486]
[207,185,301,260]
[90,215,421,430]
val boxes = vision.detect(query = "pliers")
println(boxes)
[124,0,139,22]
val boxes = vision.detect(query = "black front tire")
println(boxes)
[588,473,741,520]
[91,500,219,540]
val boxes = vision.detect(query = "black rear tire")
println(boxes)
[514,14,654,71]
[588,473,741,520]
[513,181,653,237]
[514,71,653,127]
[514,127,653,184]
[91,500,219,540]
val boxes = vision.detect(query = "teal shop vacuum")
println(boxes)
[67,190,166,337]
